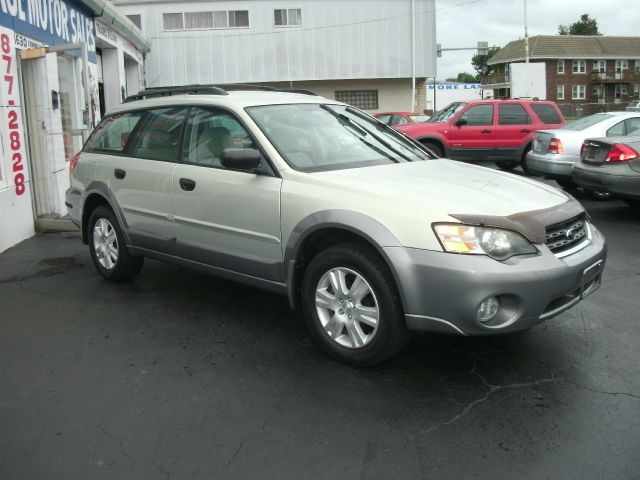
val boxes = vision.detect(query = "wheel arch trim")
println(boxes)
[81,182,131,245]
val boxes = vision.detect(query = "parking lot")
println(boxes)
[1,182,639,480]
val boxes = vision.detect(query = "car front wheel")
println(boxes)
[301,244,409,366]
[88,205,144,282]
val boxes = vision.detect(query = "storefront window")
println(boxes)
[56,54,85,162]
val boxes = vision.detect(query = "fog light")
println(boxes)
[477,297,500,322]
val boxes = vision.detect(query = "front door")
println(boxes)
[173,107,283,281]
[447,104,496,162]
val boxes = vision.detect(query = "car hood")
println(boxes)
[312,159,571,219]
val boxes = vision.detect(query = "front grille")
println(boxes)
[545,215,588,255]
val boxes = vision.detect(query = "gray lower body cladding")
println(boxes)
[385,225,607,335]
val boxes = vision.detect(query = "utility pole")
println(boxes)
[524,0,529,63]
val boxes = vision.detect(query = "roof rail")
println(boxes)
[123,83,319,102]
[124,84,228,102]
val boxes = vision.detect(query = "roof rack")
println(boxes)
[123,85,228,102]
[123,83,318,102]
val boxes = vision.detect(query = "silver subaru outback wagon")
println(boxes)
[66,85,607,366]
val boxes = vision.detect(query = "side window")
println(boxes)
[183,108,256,168]
[85,112,144,153]
[498,104,531,125]
[376,114,391,125]
[130,107,187,162]
[530,104,562,124]
[624,117,640,134]
[606,121,625,137]
[458,104,493,126]
[394,115,409,125]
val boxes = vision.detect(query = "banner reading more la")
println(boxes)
[0,0,95,57]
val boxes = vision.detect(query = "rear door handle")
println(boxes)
[520,128,531,133]
[481,129,492,134]
[114,168,126,179]
[179,178,196,191]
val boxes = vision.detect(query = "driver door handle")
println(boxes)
[179,178,196,191]
[481,129,492,134]
[520,128,531,133]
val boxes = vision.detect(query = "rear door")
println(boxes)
[89,108,185,254]
[491,103,532,162]
[447,103,495,161]
[173,107,283,281]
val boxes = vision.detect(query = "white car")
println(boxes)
[66,85,607,366]
[525,112,640,193]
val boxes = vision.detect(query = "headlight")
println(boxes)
[433,224,537,261]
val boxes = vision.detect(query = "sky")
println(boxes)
[436,0,631,81]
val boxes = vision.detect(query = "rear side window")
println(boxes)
[498,104,531,125]
[85,113,144,153]
[530,104,562,124]
[459,104,493,126]
[129,108,187,162]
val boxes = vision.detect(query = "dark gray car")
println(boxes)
[572,131,640,206]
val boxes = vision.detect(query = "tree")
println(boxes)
[456,72,478,83]
[471,46,500,78]
[558,14,601,35]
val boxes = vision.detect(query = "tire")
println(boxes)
[88,205,144,282]
[495,161,518,172]
[301,244,409,366]
[421,141,443,158]
[555,178,578,191]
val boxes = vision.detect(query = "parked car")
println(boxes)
[66,85,606,366]
[572,131,640,207]
[394,99,564,170]
[626,100,640,112]
[525,112,640,194]
[374,111,430,126]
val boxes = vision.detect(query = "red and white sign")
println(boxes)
[0,26,28,197]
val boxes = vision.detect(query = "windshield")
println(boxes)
[565,114,613,131]
[428,102,466,123]
[246,104,434,172]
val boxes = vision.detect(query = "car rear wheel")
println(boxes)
[88,205,144,282]
[301,244,409,366]
[420,141,443,158]
[584,189,613,201]
[555,178,578,191]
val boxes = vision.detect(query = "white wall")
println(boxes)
[510,63,547,100]
[114,0,437,87]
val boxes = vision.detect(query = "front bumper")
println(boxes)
[526,151,578,179]
[384,224,607,335]
[572,165,640,200]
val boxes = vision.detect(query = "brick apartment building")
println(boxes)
[482,35,640,116]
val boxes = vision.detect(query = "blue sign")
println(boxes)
[428,83,483,90]
[0,0,96,61]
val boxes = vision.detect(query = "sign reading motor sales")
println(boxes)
[0,0,95,59]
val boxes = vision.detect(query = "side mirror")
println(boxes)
[455,118,468,127]
[220,148,262,171]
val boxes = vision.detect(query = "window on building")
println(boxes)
[614,85,628,98]
[593,60,606,72]
[634,83,640,96]
[229,10,249,27]
[213,11,228,28]
[163,13,183,30]
[572,60,586,73]
[459,104,494,126]
[184,12,214,29]
[335,90,379,110]
[635,62,640,73]
[572,85,586,99]
[615,60,629,72]
[556,85,564,100]
[557,60,564,74]
[274,8,302,26]
[498,104,531,125]
[126,14,142,29]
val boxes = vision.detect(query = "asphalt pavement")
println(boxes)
[1,188,639,480]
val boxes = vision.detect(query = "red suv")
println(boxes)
[395,99,564,171]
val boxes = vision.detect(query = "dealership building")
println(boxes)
[0,0,150,253]
[113,0,436,112]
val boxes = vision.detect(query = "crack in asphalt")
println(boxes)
[96,425,134,466]
[566,380,640,400]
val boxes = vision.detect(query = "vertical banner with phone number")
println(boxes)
[0,26,28,197]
